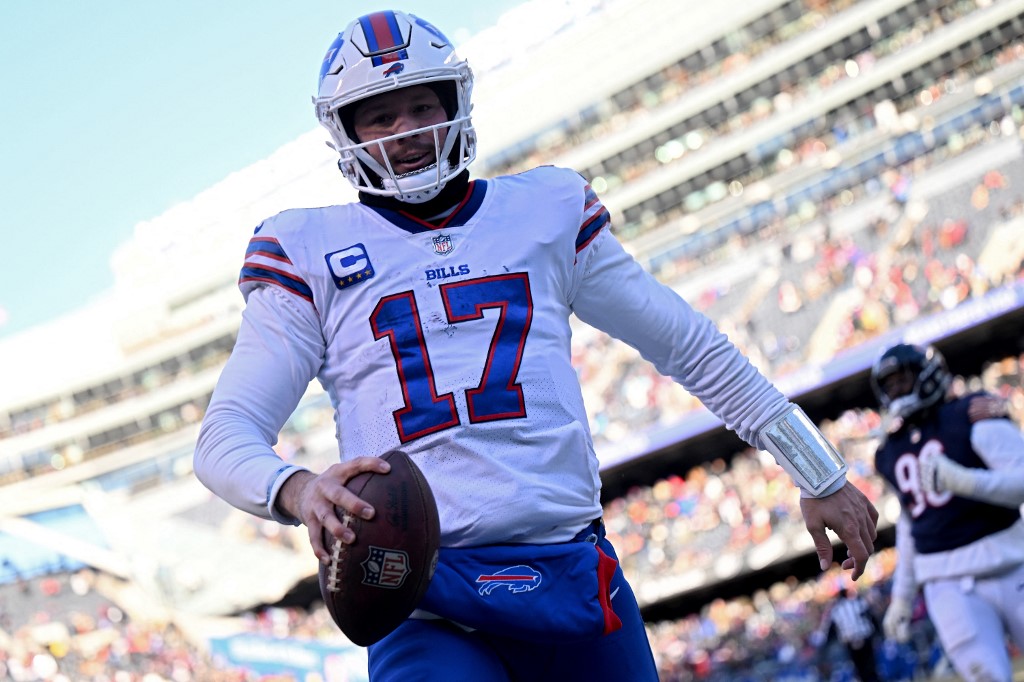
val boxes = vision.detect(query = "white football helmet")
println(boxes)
[315,10,476,203]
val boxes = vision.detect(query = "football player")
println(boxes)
[194,10,878,680]
[872,343,1024,682]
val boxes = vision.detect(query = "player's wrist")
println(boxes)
[758,405,847,496]
[798,476,847,499]
[273,468,316,525]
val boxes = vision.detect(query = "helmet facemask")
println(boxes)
[330,86,475,203]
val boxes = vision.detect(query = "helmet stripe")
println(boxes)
[361,11,404,54]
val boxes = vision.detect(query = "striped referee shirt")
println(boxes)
[828,596,876,644]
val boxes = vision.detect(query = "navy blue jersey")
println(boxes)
[875,393,1020,554]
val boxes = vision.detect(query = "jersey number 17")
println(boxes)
[370,273,533,443]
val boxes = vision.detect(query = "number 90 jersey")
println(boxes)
[201,166,787,547]
[874,393,1020,554]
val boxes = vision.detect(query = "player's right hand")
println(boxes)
[278,458,392,564]
[883,598,913,642]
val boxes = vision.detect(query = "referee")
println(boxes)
[820,587,881,682]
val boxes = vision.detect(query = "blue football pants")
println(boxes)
[367,532,659,681]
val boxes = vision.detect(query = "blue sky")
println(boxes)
[0,2,525,339]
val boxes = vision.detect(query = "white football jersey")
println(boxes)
[196,166,795,546]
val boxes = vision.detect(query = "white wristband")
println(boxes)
[759,405,847,496]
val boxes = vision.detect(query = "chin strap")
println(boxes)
[358,170,471,217]
[381,160,451,203]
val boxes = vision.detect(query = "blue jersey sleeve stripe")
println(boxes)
[246,237,290,261]
[575,207,610,253]
[239,266,314,302]
[247,249,292,265]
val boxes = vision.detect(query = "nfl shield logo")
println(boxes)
[361,546,410,589]
[432,234,453,255]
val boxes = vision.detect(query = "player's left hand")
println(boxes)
[882,597,913,642]
[920,450,977,498]
[800,481,878,580]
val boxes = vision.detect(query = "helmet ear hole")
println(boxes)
[338,108,359,143]
[425,81,458,120]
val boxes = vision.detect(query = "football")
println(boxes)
[318,449,440,647]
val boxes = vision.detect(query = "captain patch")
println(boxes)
[326,243,376,290]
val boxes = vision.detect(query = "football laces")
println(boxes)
[325,512,355,593]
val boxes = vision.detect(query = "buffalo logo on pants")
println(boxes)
[476,565,542,595]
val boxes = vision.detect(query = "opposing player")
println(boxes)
[871,343,1024,682]
[194,10,877,680]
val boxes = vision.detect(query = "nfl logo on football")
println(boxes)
[432,234,454,255]
[362,546,411,589]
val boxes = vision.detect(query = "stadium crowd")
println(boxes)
[0,556,968,681]
[0,562,912,682]
[484,0,993,177]
[575,137,1024,447]
[487,1,1020,237]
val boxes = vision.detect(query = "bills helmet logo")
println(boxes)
[383,62,405,77]
[361,546,411,589]
[413,17,450,45]
[476,565,542,595]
